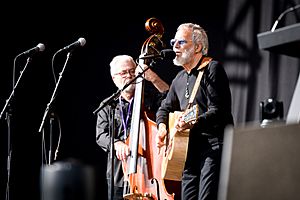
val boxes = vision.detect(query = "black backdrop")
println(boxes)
[0,11,221,200]
[1,1,300,200]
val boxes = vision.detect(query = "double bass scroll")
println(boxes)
[122,17,174,200]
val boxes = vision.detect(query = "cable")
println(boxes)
[53,114,62,161]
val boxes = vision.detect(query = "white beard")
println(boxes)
[173,48,194,66]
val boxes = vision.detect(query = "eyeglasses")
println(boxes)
[114,69,136,77]
[170,39,192,46]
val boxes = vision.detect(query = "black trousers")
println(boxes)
[107,181,124,200]
[181,150,221,200]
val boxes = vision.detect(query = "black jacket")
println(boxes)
[96,86,167,187]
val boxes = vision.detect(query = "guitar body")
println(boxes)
[162,104,199,181]
[162,111,189,181]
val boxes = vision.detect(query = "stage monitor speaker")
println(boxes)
[40,159,95,200]
[218,123,300,200]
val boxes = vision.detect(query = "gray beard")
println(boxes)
[173,49,194,66]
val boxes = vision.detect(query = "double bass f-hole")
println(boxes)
[122,18,174,200]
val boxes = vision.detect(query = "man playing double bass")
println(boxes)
[96,55,169,200]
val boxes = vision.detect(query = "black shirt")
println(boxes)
[156,60,234,165]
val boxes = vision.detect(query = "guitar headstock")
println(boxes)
[183,104,199,124]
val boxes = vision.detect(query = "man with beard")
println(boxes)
[155,23,234,200]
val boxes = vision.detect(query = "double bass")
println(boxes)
[121,18,174,200]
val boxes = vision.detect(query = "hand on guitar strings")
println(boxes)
[175,115,195,132]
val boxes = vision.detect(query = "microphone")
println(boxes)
[271,4,300,32]
[139,49,176,60]
[18,43,45,57]
[58,37,86,52]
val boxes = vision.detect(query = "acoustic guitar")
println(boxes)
[162,104,199,181]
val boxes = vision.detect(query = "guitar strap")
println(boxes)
[187,56,212,108]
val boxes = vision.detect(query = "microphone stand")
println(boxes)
[38,52,71,134]
[0,56,32,200]
[48,112,55,164]
[109,102,116,200]
[92,61,153,200]
[0,57,32,119]
[38,51,72,175]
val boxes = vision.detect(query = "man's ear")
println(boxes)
[195,44,202,53]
